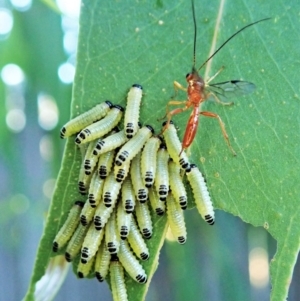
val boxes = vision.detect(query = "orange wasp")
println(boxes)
[163,0,270,155]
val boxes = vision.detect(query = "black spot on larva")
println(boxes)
[65,252,71,262]
[140,253,149,260]
[178,236,186,244]
[78,272,84,278]
[52,242,58,252]
[96,272,104,282]
[132,83,143,90]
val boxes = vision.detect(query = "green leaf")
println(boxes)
[24,0,300,301]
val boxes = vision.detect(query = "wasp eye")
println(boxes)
[186,73,191,79]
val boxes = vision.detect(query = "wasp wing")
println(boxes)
[206,80,256,99]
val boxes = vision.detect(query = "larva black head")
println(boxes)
[138,121,142,128]
[74,201,85,207]
[145,124,154,134]
[105,100,113,108]
[132,83,143,90]
[113,104,124,112]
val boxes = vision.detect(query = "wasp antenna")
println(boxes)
[191,0,197,68]
[198,17,271,71]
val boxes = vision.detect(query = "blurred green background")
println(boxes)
[1,0,299,301]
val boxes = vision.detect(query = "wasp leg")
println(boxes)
[200,111,237,156]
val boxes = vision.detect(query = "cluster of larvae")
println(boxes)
[52,84,215,300]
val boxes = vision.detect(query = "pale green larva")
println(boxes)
[77,253,96,278]
[97,149,116,179]
[93,128,129,157]
[88,171,105,208]
[94,198,117,230]
[80,199,97,226]
[186,163,215,225]
[148,187,165,216]
[52,201,84,252]
[102,170,122,208]
[168,160,188,210]
[60,100,113,139]
[154,145,169,201]
[135,200,152,239]
[105,209,120,254]
[130,152,148,203]
[83,139,100,176]
[117,200,132,240]
[75,105,124,145]
[118,239,147,284]
[166,193,187,244]
[162,120,191,172]
[81,223,104,264]
[127,217,149,261]
[95,242,111,282]
[141,136,161,188]
[110,257,128,301]
[124,84,143,138]
[114,125,154,167]
[65,223,89,262]
[121,175,136,213]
